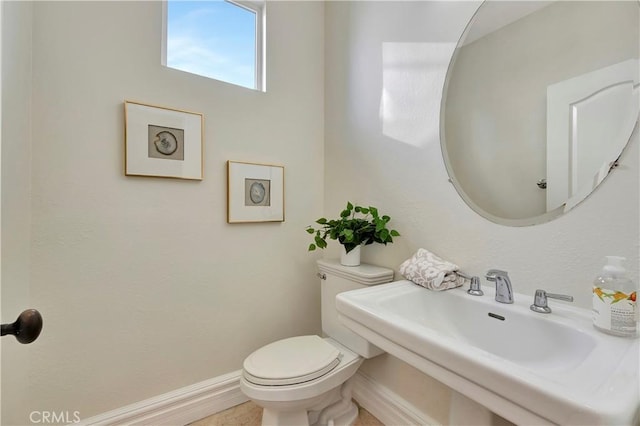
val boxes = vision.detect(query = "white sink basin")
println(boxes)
[336,280,639,425]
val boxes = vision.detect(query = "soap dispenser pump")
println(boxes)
[592,256,637,337]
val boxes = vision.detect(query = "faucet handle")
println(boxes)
[467,276,484,296]
[530,289,574,313]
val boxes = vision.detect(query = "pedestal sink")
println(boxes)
[336,280,639,425]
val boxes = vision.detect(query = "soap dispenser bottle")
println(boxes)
[592,256,637,337]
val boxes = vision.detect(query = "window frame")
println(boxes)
[161,0,266,92]
[228,0,265,91]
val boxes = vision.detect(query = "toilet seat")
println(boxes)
[243,335,342,386]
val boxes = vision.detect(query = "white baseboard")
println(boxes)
[79,370,248,426]
[79,369,434,426]
[352,371,439,426]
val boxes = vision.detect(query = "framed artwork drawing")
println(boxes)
[227,161,285,223]
[124,100,203,180]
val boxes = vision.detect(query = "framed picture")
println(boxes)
[124,100,203,180]
[227,161,285,223]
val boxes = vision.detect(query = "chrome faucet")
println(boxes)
[485,269,514,304]
[530,289,574,313]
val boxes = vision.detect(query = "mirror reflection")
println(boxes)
[441,1,639,226]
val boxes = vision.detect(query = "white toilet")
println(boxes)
[240,259,394,426]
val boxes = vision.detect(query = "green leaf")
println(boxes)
[382,215,390,223]
[308,244,316,251]
[390,230,400,237]
[369,207,378,217]
[306,228,315,234]
[346,201,353,210]
[340,209,350,218]
[316,218,327,225]
[359,207,369,214]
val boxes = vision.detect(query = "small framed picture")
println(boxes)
[227,161,284,223]
[124,100,203,180]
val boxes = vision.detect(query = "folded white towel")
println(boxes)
[399,248,468,291]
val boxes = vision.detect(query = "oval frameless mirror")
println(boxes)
[441,1,639,226]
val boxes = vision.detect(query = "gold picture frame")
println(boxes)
[124,100,204,180]
[227,161,285,223]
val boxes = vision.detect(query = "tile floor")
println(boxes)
[189,400,384,426]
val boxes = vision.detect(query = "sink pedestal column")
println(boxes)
[449,391,493,426]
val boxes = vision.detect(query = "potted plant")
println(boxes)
[306,202,400,266]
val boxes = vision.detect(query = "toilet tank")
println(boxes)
[317,259,394,358]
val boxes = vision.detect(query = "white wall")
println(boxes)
[324,1,639,423]
[1,2,33,425]
[2,1,325,423]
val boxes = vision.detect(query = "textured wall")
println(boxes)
[1,2,33,425]
[2,1,324,423]
[324,1,639,423]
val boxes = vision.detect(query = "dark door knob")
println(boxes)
[1,309,43,344]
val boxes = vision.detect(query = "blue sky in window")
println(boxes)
[167,1,256,89]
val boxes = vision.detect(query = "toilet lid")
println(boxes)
[243,335,342,386]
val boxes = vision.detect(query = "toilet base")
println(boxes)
[314,400,359,426]
[261,407,311,426]
[261,402,358,426]
[259,378,359,426]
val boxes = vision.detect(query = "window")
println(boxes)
[163,0,265,91]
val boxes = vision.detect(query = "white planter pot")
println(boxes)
[340,245,361,267]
